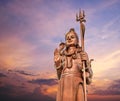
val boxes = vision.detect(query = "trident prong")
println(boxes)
[76,13,79,21]
[76,9,86,23]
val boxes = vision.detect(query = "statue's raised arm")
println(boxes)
[54,42,65,79]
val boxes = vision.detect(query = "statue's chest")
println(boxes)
[63,53,82,72]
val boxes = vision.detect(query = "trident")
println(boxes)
[76,10,87,101]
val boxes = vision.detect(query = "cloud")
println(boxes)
[0,69,56,101]
[0,0,78,72]
[0,87,55,101]
[29,78,57,86]
[0,0,120,75]
[0,73,7,77]
[107,79,120,95]
[28,78,58,98]
[1,68,120,101]
[102,66,120,80]
[0,36,37,70]
[92,79,120,95]
[14,70,36,76]
[92,49,120,79]
[88,95,120,101]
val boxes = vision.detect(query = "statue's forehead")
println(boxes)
[66,32,76,37]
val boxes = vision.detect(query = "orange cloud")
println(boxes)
[0,36,34,69]
[40,84,57,98]
[88,95,120,101]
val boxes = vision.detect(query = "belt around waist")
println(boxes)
[61,72,82,77]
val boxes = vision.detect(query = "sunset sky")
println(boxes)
[0,0,120,101]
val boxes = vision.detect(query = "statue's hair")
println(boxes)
[59,42,65,46]
[65,28,79,45]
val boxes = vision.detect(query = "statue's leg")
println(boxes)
[77,84,84,101]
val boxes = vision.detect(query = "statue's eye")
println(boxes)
[71,35,75,39]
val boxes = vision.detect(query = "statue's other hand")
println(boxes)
[54,48,60,62]
[54,48,61,67]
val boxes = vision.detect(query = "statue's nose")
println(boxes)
[68,37,71,40]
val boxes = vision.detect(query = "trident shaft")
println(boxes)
[76,10,87,101]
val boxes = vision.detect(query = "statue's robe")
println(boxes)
[56,52,85,101]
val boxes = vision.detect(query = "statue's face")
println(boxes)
[66,32,78,46]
